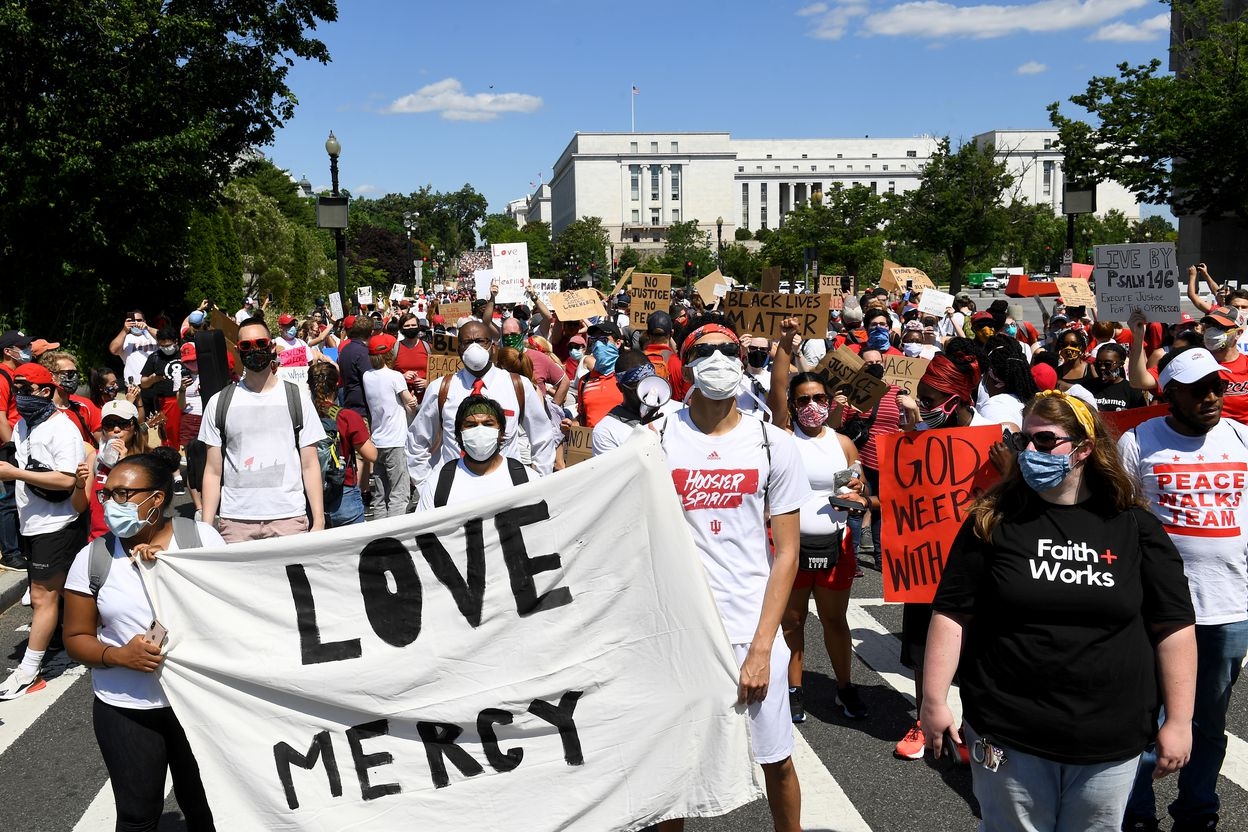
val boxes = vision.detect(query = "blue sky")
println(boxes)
[269,0,1173,214]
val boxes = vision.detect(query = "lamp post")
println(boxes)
[403,211,418,288]
[323,131,351,314]
[715,216,724,271]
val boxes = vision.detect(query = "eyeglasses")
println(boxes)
[97,486,160,505]
[237,338,273,352]
[794,393,830,407]
[1008,431,1077,453]
[1173,378,1228,399]
[101,417,136,431]
[684,342,742,361]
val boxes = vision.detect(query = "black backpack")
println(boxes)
[315,406,348,499]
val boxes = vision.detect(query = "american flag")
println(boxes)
[632,85,639,95]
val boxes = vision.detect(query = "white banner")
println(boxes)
[489,243,530,304]
[142,432,759,830]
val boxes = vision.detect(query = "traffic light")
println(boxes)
[684,261,695,279]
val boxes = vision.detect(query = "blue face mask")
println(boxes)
[569,348,584,361]
[103,494,159,539]
[591,340,619,375]
[1018,449,1073,493]
[866,325,891,352]
[284,326,298,340]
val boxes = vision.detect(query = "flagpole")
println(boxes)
[630,85,635,132]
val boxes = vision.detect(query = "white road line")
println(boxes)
[791,730,873,831]
[0,654,88,757]
[72,773,173,832]
[1224,728,1248,796]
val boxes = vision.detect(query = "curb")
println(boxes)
[0,571,27,615]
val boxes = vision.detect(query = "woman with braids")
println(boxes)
[977,334,1038,427]
[1054,326,1098,388]
[63,448,221,831]
[921,391,1196,831]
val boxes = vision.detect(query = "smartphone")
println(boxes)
[940,730,961,762]
[144,618,168,648]
[828,496,866,515]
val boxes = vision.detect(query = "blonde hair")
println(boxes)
[39,350,80,373]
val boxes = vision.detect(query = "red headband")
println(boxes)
[681,324,739,359]
[923,354,976,404]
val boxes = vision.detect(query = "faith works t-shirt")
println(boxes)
[934,497,1193,764]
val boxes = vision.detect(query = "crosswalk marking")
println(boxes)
[790,731,873,831]
[72,774,172,831]
[0,653,88,757]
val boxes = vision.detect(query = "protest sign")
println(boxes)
[439,300,471,323]
[630,273,672,329]
[721,291,830,340]
[761,266,782,294]
[1055,277,1096,311]
[142,432,759,830]
[529,279,561,308]
[1094,243,1179,323]
[694,270,728,306]
[550,289,603,322]
[817,274,842,294]
[328,292,344,321]
[609,267,635,299]
[917,288,954,318]
[878,426,1002,603]
[813,346,864,390]
[843,369,890,412]
[426,353,464,379]
[1100,403,1168,436]
[429,331,459,355]
[489,243,530,304]
[390,284,407,302]
[880,354,929,397]
[880,260,935,292]
[356,285,373,307]
[276,346,310,390]
[563,425,594,466]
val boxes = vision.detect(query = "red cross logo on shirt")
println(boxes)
[1102,549,1118,565]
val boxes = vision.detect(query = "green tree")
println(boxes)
[553,217,610,286]
[999,201,1066,274]
[481,213,521,246]
[236,157,317,227]
[890,138,1014,293]
[517,221,553,278]
[720,243,763,286]
[616,246,641,272]
[184,205,245,311]
[661,220,715,277]
[1130,214,1178,243]
[763,185,889,285]
[734,227,753,241]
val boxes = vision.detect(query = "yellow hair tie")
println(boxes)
[1033,389,1097,439]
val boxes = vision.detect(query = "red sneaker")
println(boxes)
[894,720,926,760]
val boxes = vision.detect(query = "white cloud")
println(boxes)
[354,184,380,195]
[1091,12,1170,41]
[800,0,870,39]
[850,0,1150,39]
[1017,60,1048,74]
[386,78,542,121]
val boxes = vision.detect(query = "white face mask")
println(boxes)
[460,425,501,462]
[1204,329,1229,352]
[462,342,491,372]
[690,350,744,401]
[902,342,924,358]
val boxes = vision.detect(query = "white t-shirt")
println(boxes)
[591,400,684,456]
[363,367,409,448]
[977,393,1025,428]
[416,457,539,510]
[793,428,851,538]
[660,411,811,642]
[14,413,85,535]
[198,381,326,521]
[64,522,226,709]
[121,331,158,386]
[1119,417,1248,625]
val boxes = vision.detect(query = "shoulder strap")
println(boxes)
[215,383,238,469]
[510,372,526,426]
[759,418,772,505]
[88,533,117,597]
[431,375,452,457]
[0,366,11,385]
[506,456,530,486]
[284,381,303,445]
[432,458,460,508]
[171,516,203,550]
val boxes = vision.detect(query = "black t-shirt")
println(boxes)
[1088,377,1146,412]
[933,494,1193,764]
[141,350,184,398]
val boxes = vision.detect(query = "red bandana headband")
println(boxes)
[680,323,739,359]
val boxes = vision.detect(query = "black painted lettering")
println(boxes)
[273,730,343,810]
[359,537,422,648]
[495,502,573,616]
[346,719,401,801]
[286,564,362,665]
[416,720,485,788]
[478,708,525,773]
[529,690,585,766]
[416,519,486,627]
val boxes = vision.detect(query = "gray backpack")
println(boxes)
[88,516,203,597]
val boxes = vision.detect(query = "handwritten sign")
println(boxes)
[356,285,373,306]
[843,370,890,412]
[1055,277,1097,311]
[328,292,344,321]
[437,300,470,323]
[564,425,594,466]
[489,243,530,304]
[813,346,864,390]
[1094,243,1179,323]
[426,353,464,379]
[429,331,459,355]
[609,267,636,299]
[551,289,603,322]
[694,271,728,306]
[917,288,954,318]
[389,283,407,301]
[879,425,1003,603]
[817,274,843,294]
[529,279,562,308]
[721,291,829,340]
[761,266,782,294]
[880,354,929,397]
[630,273,671,329]
[881,260,935,292]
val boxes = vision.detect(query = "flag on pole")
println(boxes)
[632,85,640,95]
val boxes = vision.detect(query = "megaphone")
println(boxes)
[636,375,672,422]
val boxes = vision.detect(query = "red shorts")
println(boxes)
[792,536,856,592]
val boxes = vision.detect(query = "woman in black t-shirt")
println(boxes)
[921,390,1197,832]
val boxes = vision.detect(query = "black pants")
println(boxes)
[93,698,215,832]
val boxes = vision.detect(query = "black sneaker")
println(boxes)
[173,477,186,495]
[788,686,806,724]
[1121,814,1160,832]
[1172,815,1218,832]
[0,553,28,571]
[837,683,869,719]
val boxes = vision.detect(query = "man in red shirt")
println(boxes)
[577,322,625,428]
[1130,306,1248,426]
[642,311,687,402]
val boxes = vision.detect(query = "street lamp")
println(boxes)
[403,211,418,288]
[716,216,724,271]
[317,131,351,315]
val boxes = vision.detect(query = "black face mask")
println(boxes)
[747,349,769,369]
[57,371,81,392]
[401,328,420,339]
[241,350,276,372]
[863,364,885,380]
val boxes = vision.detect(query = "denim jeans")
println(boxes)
[326,484,365,528]
[0,481,19,556]
[965,721,1139,832]
[93,698,215,832]
[1125,618,1248,822]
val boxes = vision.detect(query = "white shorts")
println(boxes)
[733,636,794,765]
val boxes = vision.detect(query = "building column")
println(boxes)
[660,164,670,225]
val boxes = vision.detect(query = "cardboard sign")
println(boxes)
[879,425,1003,603]
[712,282,729,298]
[880,354,929,397]
[426,353,464,379]
[813,345,864,390]
[1094,243,1179,323]
[529,279,562,308]
[564,425,594,466]
[880,260,935,292]
[551,289,604,322]
[1055,277,1097,311]
[328,292,344,321]
[630,273,672,330]
[490,243,530,304]
[917,288,954,318]
[429,331,460,355]
[721,291,829,340]
[609,267,635,299]
[817,274,843,294]
[843,369,890,411]
[356,285,373,306]
[390,284,407,301]
[761,266,782,294]
[694,271,728,306]
[439,300,471,323]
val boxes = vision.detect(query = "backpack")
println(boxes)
[432,456,529,508]
[214,380,303,472]
[88,516,203,597]
[315,406,347,499]
[645,347,675,386]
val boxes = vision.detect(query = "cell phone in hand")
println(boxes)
[828,496,866,514]
[143,618,168,648]
[940,730,961,762]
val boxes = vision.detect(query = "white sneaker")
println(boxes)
[0,668,45,700]
[20,587,30,606]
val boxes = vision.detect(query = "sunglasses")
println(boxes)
[101,417,136,431]
[1173,378,1228,398]
[237,338,273,352]
[794,393,830,407]
[685,342,742,361]
[97,486,160,505]
[1008,431,1077,453]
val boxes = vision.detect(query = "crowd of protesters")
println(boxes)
[1,257,1246,832]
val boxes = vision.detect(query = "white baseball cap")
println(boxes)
[101,399,140,422]
[1158,347,1232,391]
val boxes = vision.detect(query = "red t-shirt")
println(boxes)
[63,395,102,443]
[393,339,429,392]
[578,371,624,428]
[333,407,371,488]
[0,368,17,428]
[1147,351,1248,425]
[528,350,567,396]
[849,344,904,357]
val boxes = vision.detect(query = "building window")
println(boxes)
[650,141,658,153]
[1043,139,1052,150]
[760,208,768,229]
[882,165,888,171]
[766,154,772,159]
[629,165,640,201]
[829,165,835,171]
[756,166,762,171]
[631,209,640,223]
[671,141,679,153]
[651,209,660,226]
[1043,160,1053,195]
[670,164,681,200]
[888,181,896,194]
[871,153,878,158]
[836,153,843,159]
[846,165,853,171]
[811,165,817,171]
[793,166,799,170]
[650,165,660,201]
[738,166,744,172]
[906,150,918,157]
[633,233,641,243]
[652,232,661,243]
[741,183,749,228]
[671,209,680,223]
[852,181,859,188]
[760,183,768,204]
[629,141,638,153]
[865,165,871,171]
[802,154,808,159]
[870,181,878,194]
[900,164,907,170]
[775,166,780,171]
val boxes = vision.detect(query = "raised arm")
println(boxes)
[1187,265,1214,314]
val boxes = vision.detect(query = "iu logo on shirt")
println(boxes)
[671,469,760,511]
[710,519,722,535]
